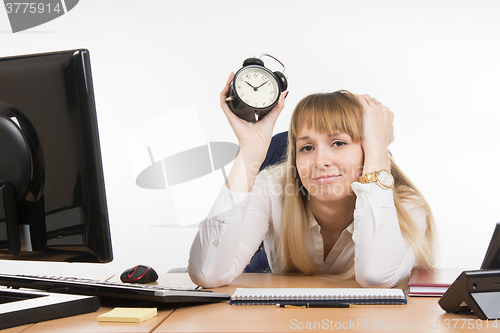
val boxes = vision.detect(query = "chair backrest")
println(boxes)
[259,131,289,171]
[243,131,288,273]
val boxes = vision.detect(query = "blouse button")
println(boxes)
[226,205,233,211]
[213,240,219,246]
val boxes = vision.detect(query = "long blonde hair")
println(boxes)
[272,90,437,277]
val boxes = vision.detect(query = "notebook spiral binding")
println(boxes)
[230,288,407,305]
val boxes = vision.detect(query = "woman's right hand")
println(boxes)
[220,72,287,163]
[220,72,287,192]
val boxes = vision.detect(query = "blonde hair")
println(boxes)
[272,90,437,277]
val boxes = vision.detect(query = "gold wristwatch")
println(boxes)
[359,169,394,189]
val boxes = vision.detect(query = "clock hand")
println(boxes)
[245,81,257,90]
[256,80,269,90]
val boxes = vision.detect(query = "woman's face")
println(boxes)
[295,126,364,203]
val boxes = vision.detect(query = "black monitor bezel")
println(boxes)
[0,49,112,263]
[480,222,500,269]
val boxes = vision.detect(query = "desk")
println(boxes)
[3,273,497,332]
[157,274,496,333]
[0,273,183,333]
[4,306,175,333]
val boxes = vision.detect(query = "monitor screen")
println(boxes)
[481,222,500,269]
[0,49,112,263]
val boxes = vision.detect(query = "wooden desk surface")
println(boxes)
[15,306,175,333]
[0,273,184,333]
[155,274,498,333]
[3,273,498,332]
[6,272,199,333]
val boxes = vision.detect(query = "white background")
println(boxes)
[1,0,500,279]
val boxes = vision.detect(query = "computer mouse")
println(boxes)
[120,264,158,284]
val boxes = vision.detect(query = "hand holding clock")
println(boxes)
[220,72,287,192]
[221,72,287,157]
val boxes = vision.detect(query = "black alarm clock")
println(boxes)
[226,54,288,122]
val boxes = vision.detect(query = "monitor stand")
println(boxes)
[1,113,32,256]
[0,287,100,330]
[0,182,21,255]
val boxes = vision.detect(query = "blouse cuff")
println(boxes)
[351,182,395,209]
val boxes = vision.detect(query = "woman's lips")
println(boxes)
[313,174,340,184]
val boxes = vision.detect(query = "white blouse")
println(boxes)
[188,165,426,288]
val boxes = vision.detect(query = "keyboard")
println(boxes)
[0,273,230,304]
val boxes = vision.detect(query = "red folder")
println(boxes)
[408,268,464,297]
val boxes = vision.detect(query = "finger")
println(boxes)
[220,73,244,124]
[358,94,384,107]
[356,94,371,108]
[264,91,287,124]
[277,91,288,109]
[361,94,372,103]
[220,72,234,98]
[225,72,234,86]
[220,72,235,109]
[273,91,288,114]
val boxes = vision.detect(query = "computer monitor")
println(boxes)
[0,49,112,329]
[0,49,112,263]
[480,222,500,269]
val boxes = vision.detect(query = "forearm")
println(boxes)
[352,183,415,287]
[187,190,251,288]
[219,75,286,193]
[362,147,391,175]
[225,146,266,193]
[188,180,270,288]
[188,217,252,288]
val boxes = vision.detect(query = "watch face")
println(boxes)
[378,170,394,188]
[233,66,279,109]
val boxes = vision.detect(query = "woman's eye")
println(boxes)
[332,141,347,147]
[299,145,313,152]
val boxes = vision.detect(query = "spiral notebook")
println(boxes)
[230,288,407,305]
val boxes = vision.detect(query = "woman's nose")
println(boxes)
[313,147,332,168]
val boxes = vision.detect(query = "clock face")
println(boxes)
[378,170,394,188]
[233,66,279,109]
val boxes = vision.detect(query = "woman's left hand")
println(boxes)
[356,94,394,173]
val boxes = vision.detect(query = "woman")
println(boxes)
[188,73,437,288]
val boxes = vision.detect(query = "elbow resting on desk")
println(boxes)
[354,257,410,288]
[355,269,401,288]
[187,265,233,289]
[187,238,247,288]
[189,264,405,289]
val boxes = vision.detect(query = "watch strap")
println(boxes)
[359,172,376,184]
[359,170,394,189]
